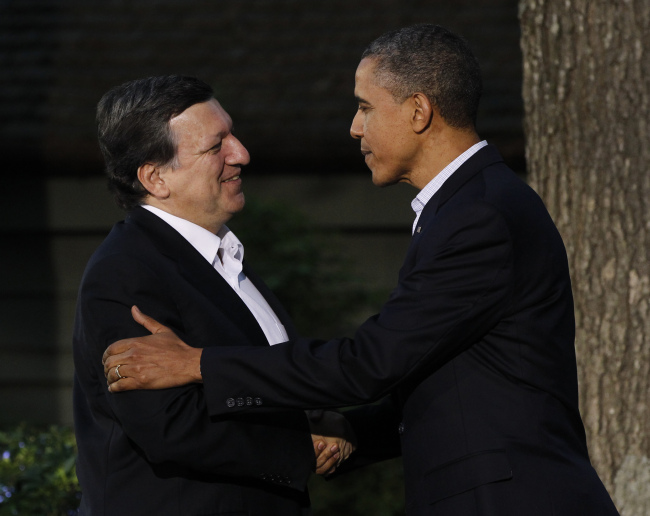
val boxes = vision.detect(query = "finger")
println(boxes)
[107,377,138,393]
[314,441,332,469]
[315,453,339,475]
[313,439,325,455]
[317,442,339,468]
[340,442,355,462]
[102,340,132,365]
[132,305,172,334]
[103,348,132,376]
[106,363,128,385]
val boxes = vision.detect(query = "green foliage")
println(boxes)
[1,198,403,514]
[230,196,380,336]
[309,458,405,516]
[0,424,80,516]
[232,199,405,513]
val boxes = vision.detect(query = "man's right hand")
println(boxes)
[103,306,202,392]
[313,438,340,476]
[309,410,357,475]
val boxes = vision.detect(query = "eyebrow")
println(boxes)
[355,95,371,106]
[196,137,222,155]
[201,126,233,154]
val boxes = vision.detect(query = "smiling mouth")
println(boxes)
[222,175,240,183]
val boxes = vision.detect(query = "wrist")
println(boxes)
[192,347,204,383]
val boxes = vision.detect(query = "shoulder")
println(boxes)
[440,164,554,238]
[80,219,167,293]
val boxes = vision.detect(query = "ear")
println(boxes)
[137,163,170,199]
[411,93,433,134]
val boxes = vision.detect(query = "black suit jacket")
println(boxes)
[198,146,619,515]
[72,207,314,516]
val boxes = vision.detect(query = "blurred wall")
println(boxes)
[0,0,523,425]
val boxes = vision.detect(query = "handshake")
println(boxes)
[308,409,357,476]
[102,306,357,478]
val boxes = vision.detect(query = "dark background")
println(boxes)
[0,0,523,426]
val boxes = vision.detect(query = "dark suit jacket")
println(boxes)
[72,207,314,516]
[199,146,619,515]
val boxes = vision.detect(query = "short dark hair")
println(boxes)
[362,24,482,129]
[96,75,214,210]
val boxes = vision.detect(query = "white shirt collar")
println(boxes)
[411,140,488,234]
[141,205,242,266]
[140,205,288,345]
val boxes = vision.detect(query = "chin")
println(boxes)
[371,171,399,188]
[233,195,246,213]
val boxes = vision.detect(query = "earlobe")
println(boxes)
[411,93,433,133]
[137,163,170,199]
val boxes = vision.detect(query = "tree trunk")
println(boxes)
[519,1,650,514]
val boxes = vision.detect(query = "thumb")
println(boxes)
[131,305,173,334]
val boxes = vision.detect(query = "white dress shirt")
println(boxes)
[411,140,488,234]
[142,205,288,345]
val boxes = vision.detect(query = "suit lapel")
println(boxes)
[126,207,270,346]
[412,145,504,241]
[403,145,505,267]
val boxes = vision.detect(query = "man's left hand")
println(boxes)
[102,305,202,392]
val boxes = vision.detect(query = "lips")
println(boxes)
[222,175,240,183]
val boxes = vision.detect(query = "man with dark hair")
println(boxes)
[103,26,620,515]
[96,75,216,211]
[73,75,349,516]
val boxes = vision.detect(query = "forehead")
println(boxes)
[170,98,231,145]
[354,57,379,91]
[354,57,399,106]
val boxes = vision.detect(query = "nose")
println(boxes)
[350,110,363,140]
[226,135,250,166]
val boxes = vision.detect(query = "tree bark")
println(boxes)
[519,1,650,514]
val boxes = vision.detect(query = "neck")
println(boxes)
[143,200,225,235]
[410,126,481,190]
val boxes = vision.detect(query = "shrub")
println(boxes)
[309,457,405,516]
[230,195,380,337]
[1,198,402,514]
[0,424,80,516]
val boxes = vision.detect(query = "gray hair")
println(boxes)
[96,75,214,210]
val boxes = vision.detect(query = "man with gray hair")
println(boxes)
[104,26,619,515]
[73,75,348,516]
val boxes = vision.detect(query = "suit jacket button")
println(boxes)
[398,422,405,434]
[246,397,253,406]
[236,397,245,407]
[254,397,263,406]
[226,398,236,408]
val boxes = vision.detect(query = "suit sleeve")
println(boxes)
[77,252,314,489]
[202,201,514,416]
[329,397,402,476]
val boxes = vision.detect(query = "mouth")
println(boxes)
[360,148,371,157]
[222,175,241,184]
